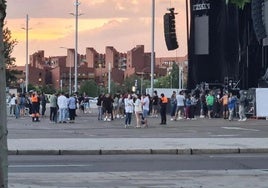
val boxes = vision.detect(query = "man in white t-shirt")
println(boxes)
[57,92,68,123]
[175,91,185,120]
[141,94,150,127]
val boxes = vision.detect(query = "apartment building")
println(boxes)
[15,45,187,92]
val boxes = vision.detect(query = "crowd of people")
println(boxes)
[6,87,250,126]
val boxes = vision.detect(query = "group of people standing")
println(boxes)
[169,88,249,122]
[96,91,170,128]
[8,87,249,126]
[7,92,47,121]
[96,93,150,128]
[7,91,80,123]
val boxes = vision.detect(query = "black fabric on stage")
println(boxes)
[187,0,264,90]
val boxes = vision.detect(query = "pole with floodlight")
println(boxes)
[150,0,155,96]
[70,0,82,93]
[22,14,29,93]
[108,62,111,93]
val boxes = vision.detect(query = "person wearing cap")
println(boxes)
[160,93,168,125]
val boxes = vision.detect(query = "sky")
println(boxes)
[6,0,187,66]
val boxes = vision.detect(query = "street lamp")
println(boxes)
[150,0,155,96]
[108,62,111,93]
[22,14,29,93]
[38,77,42,88]
[179,66,183,89]
[70,0,83,93]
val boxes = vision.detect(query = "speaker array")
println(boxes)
[163,9,178,51]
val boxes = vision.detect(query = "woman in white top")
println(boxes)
[124,94,134,128]
[133,94,142,128]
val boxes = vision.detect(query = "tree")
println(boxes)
[170,62,180,88]
[122,75,140,93]
[226,0,251,8]
[3,25,18,87]
[0,1,8,187]
[79,80,98,97]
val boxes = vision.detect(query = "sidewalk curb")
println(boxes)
[8,148,268,155]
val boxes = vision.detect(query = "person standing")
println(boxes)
[68,93,77,123]
[220,92,229,119]
[206,91,215,119]
[175,91,185,120]
[9,94,16,116]
[102,93,113,121]
[15,93,21,119]
[97,94,104,120]
[142,93,150,128]
[31,92,40,122]
[49,93,58,123]
[185,94,192,120]
[57,92,68,123]
[190,94,198,120]
[160,93,168,125]
[40,92,47,118]
[151,90,159,117]
[133,94,142,128]
[238,90,247,121]
[19,93,26,118]
[199,91,207,118]
[124,94,134,128]
[170,91,177,121]
[228,92,237,121]
[118,94,125,119]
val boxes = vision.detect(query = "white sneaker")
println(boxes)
[238,119,242,121]
[242,118,247,121]
[170,118,174,121]
[200,115,205,118]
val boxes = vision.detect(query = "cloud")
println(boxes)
[6,0,187,65]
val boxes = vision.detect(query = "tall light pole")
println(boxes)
[150,0,155,96]
[70,0,81,93]
[108,62,111,93]
[179,66,183,89]
[22,14,29,93]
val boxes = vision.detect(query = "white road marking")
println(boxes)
[222,127,259,132]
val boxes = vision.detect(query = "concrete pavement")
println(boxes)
[7,110,268,155]
[7,137,268,155]
[9,170,268,188]
[7,111,268,187]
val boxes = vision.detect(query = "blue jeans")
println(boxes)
[125,112,132,125]
[98,106,103,120]
[58,108,66,122]
[15,105,20,118]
